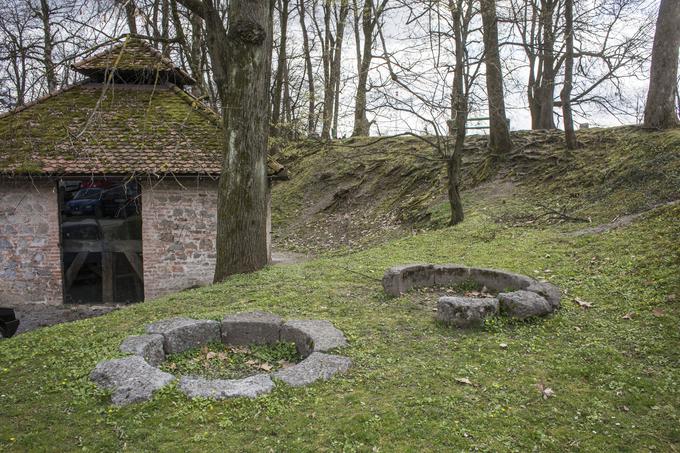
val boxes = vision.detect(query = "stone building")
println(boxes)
[0,37,286,305]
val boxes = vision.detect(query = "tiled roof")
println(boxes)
[0,82,283,177]
[72,37,195,86]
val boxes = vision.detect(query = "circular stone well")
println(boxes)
[90,311,351,406]
[382,264,561,328]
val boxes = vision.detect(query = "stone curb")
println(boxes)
[383,264,561,306]
[92,312,351,405]
[179,374,275,399]
[272,352,352,387]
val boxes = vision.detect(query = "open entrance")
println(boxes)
[57,178,144,304]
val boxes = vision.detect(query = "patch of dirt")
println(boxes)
[409,286,496,312]
[566,199,679,236]
[6,302,121,335]
[271,250,310,265]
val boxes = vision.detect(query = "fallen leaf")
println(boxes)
[455,377,474,386]
[536,382,555,399]
[574,298,593,309]
[622,312,634,320]
[245,360,258,366]
[652,308,665,317]
[499,343,508,349]
[205,352,217,360]
[258,363,273,371]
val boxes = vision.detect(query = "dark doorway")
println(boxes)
[58,178,144,304]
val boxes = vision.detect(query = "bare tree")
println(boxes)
[350,0,388,136]
[480,0,511,154]
[507,0,653,130]
[176,0,273,280]
[298,0,317,135]
[271,0,290,136]
[311,0,350,140]
[643,0,680,129]
[377,0,483,225]
[560,0,577,148]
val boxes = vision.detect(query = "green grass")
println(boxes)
[1,202,678,451]
[1,127,679,451]
[159,342,300,380]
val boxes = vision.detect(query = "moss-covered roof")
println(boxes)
[73,36,195,86]
[0,82,284,177]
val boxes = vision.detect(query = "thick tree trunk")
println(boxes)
[123,0,138,34]
[298,0,316,135]
[536,0,556,129]
[183,0,272,281]
[561,0,577,148]
[480,0,511,154]
[643,0,680,129]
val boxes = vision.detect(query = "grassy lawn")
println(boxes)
[1,128,679,451]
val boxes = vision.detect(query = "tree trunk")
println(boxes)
[39,0,57,93]
[536,0,556,129]
[446,154,464,225]
[321,0,349,140]
[123,0,138,34]
[351,0,374,136]
[480,0,511,154]
[561,0,577,148]
[179,0,273,280]
[298,0,316,135]
[271,0,289,135]
[643,0,680,129]
[448,0,466,226]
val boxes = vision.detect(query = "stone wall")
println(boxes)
[0,180,63,304]
[141,179,219,299]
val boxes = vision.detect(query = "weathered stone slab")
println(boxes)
[146,317,220,354]
[221,311,283,346]
[90,356,174,406]
[280,320,348,357]
[527,281,562,310]
[467,267,534,293]
[498,290,553,319]
[178,374,275,399]
[120,334,165,366]
[382,264,435,296]
[433,264,471,286]
[437,296,499,328]
[272,352,351,387]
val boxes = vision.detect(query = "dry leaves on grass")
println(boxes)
[574,298,593,309]
[455,377,475,386]
[536,382,555,399]
[652,308,665,317]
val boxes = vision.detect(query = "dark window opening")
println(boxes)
[58,178,144,304]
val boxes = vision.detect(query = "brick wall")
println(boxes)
[0,180,63,304]
[141,179,219,299]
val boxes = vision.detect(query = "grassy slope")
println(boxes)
[1,127,679,452]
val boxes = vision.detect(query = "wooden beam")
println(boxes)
[123,251,143,281]
[62,240,142,254]
[64,252,88,291]
[102,252,114,303]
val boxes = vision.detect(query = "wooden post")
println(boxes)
[102,251,114,303]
